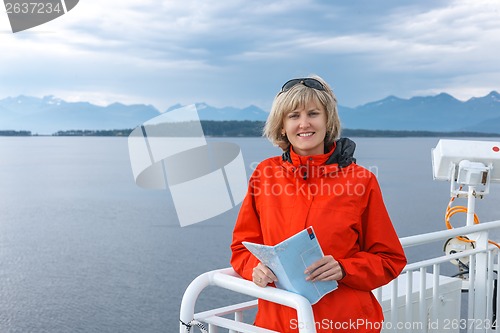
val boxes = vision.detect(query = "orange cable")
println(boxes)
[445,186,500,249]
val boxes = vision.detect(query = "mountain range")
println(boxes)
[1,92,500,134]
[338,91,500,133]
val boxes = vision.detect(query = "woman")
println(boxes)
[230,75,407,332]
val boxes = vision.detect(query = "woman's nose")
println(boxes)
[298,115,309,128]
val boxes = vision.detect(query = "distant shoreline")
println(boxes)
[2,120,500,138]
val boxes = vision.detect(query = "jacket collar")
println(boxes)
[282,137,357,169]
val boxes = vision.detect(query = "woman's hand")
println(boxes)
[304,255,345,282]
[252,262,278,287]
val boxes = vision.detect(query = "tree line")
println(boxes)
[2,121,500,137]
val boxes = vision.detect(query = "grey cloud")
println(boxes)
[2,0,500,111]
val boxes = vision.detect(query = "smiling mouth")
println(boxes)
[298,132,314,137]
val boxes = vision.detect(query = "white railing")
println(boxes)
[179,268,315,333]
[379,219,500,333]
[180,220,500,333]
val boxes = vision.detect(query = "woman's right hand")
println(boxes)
[252,262,278,287]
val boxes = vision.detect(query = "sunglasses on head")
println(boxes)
[280,78,325,93]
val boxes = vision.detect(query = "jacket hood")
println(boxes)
[281,137,357,168]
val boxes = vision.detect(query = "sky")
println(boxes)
[1,0,500,112]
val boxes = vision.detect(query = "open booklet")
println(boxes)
[243,226,338,304]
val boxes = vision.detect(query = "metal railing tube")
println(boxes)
[179,270,215,333]
[401,220,500,248]
[211,270,317,333]
[180,267,317,333]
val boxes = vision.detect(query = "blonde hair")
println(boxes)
[263,75,341,151]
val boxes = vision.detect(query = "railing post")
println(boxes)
[472,230,489,333]
[390,279,398,331]
[405,271,413,333]
[230,311,244,333]
[180,271,213,333]
[431,264,440,332]
[419,267,427,333]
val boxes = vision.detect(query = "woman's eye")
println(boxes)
[288,114,299,119]
[309,111,320,117]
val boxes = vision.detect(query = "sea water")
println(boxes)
[1,136,499,332]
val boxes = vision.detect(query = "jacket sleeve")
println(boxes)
[230,171,263,280]
[337,175,407,291]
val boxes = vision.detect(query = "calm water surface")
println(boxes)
[1,137,499,332]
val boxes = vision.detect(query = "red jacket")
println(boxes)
[231,139,407,333]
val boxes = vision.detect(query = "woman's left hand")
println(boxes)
[304,255,345,282]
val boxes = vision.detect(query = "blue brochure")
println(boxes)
[243,226,338,304]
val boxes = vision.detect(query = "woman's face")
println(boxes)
[282,99,327,156]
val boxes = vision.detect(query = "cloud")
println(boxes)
[1,0,500,110]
